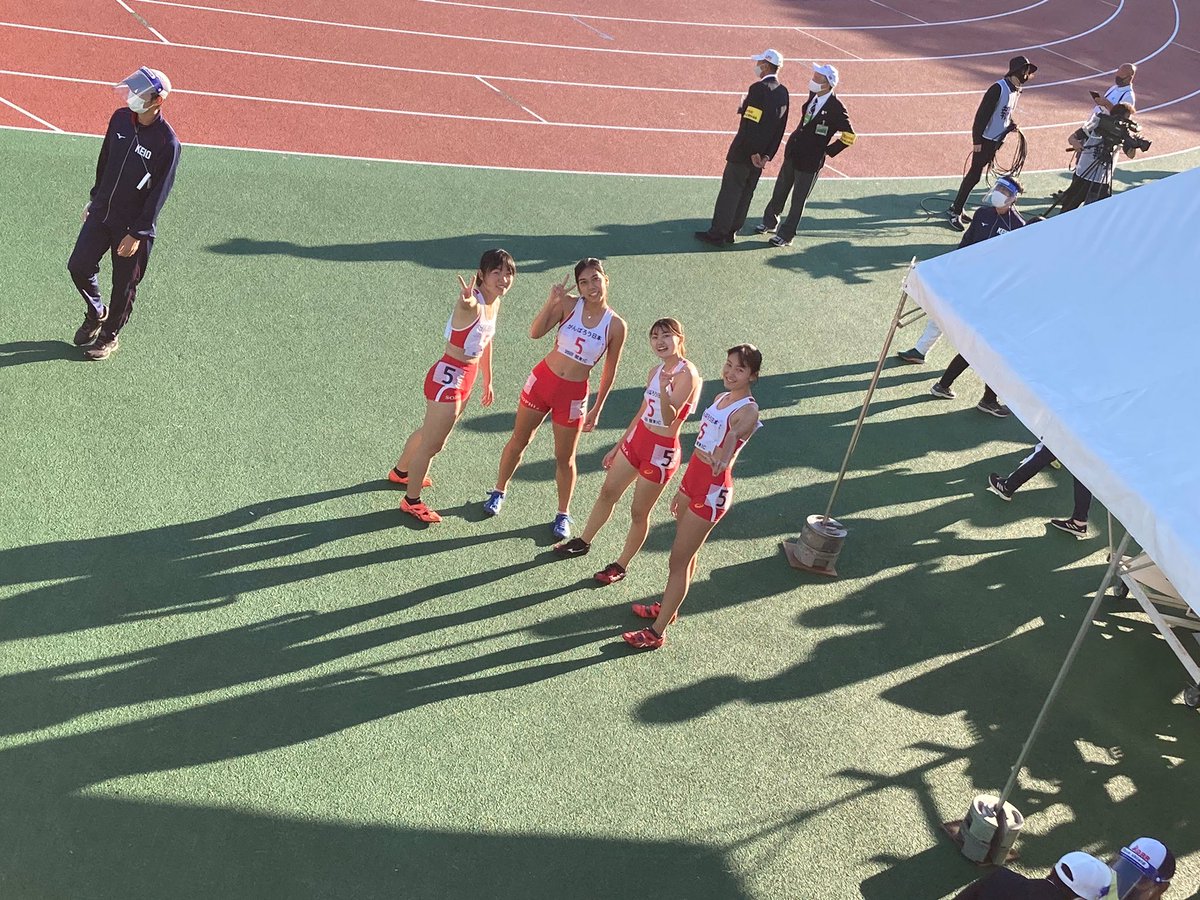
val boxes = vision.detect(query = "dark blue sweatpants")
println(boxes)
[68,215,154,337]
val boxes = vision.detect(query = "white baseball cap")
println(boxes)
[1055,851,1114,900]
[1113,837,1175,898]
[753,49,783,67]
[813,63,840,88]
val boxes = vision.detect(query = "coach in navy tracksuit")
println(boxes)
[695,49,790,246]
[70,67,181,360]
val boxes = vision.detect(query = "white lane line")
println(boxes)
[865,0,928,25]
[411,0,1052,31]
[1038,45,1104,73]
[0,95,61,130]
[7,68,1198,137]
[0,7,1177,98]
[474,74,547,122]
[123,0,1126,64]
[3,122,1197,181]
[1174,41,1200,56]
[569,15,613,41]
[824,163,850,178]
[115,0,170,42]
[795,28,862,61]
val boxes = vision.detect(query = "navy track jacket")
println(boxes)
[88,108,181,239]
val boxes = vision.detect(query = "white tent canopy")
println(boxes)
[906,167,1199,613]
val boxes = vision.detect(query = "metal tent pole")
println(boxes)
[821,258,916,522]
[995,530,1132,807]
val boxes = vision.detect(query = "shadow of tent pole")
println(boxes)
[782,258,917,577]
[942,530,1134,866]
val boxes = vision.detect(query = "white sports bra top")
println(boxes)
[555,300,613,367]
[641,360,696,428]
[694,393,758,456]
[444,289,496,358]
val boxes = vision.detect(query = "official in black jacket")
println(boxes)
[756,64,855,247]
[695,49,790,246]
[69,67,181,360]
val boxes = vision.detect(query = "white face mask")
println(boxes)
[987,190,1013,208]
[126,93,151,113]
[809,79,825,93]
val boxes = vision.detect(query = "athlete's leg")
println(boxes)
[616,475,670,569]
[494,404,549,493]
[651,504,716,634]
[551,420,584,514]
[579,451,640,543]
[403,400,463,500]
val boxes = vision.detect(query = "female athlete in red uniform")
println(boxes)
[390,249,516,523]
[484,257,626,539]
[553,318,700,584]
[623,344,762,650]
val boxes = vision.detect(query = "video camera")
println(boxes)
[1092,111,1152,154]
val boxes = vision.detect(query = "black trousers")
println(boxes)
[1003,444,1094,521]
[951,138,1001,214]
[762,161,819,241]
[937,354,997,404]
[706,160,763,240]
[1059,174,1111,212]
[68,216,154,338]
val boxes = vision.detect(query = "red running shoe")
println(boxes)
[400,497,442,523]
[594,562,626,585]
[631,601,677,625]
[388,468,433,488]
[622,627,664,650]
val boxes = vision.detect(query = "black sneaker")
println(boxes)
[895,348,926,364]
[73,306,108,346]
[1048,518,1089,539]
[694,231,724,246]
[947,210,966,232]
[753,223,774,235]
[84,333,119,360]
[987,473,1014,501]
[976,398,1011,418]
[929,383,956,400]
[554,537,590,558]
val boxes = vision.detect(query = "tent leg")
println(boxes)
[783,260,916,577]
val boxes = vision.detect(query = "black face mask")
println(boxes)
[1115,75,1132,86]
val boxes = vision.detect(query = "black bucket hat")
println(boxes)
[1007,55,1038,76]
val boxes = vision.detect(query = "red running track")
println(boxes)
[0,0,1198,177]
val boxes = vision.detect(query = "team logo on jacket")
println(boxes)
[135,145,152,160]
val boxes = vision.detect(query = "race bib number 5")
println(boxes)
[706,484,731,511]
[434,360,465,387]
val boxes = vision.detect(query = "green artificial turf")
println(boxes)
[1,129,1197,899]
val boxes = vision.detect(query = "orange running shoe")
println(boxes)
[400,497,442,523]
[622,627,664,650]
[631,601,676,625]
[388,468,433,488]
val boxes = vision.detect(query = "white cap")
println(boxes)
[1055,852,1114,900]
[753,49,783,67]
[148,68,171,98]
[813,63,840,88]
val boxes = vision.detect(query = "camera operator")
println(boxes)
[1058,103,1147,212]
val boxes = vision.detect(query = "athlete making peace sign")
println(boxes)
[624,344,763,650]
[390,249,516,523]
[484,257,626,539]
[553,318,700,584]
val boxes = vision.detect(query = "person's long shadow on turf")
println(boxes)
[633,453,1104,724]
[0,480,559,643]
[206,220,763,273]
[765,240,951,285]
[0,339,85,368]
[0,550,599,736]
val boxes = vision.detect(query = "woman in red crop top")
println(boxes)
[624,344,762,650]
[552,318,700,585]
[389,249,516,524]
[483,257,626,541]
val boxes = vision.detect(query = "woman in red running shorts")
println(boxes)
[390,249,516,523]
[553,318,700,585]
[483,257,626,540]
[624,344,762,650]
